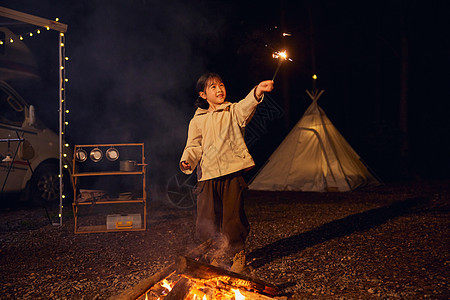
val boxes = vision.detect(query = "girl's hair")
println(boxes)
[194,72,223,109]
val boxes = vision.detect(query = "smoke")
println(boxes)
[57,1,233,186]
[1,0,280,189]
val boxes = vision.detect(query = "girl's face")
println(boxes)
[199,77,226,108]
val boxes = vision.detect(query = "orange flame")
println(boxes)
[160,279,173,291]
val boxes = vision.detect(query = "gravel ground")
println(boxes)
[0,180,448,299]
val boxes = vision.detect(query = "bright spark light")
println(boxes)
[232,288,245,300]
[160,279,173,291]
[272,50,293,62]
[272,50,287,60]
[271,50,293,81]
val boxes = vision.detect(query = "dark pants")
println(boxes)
[195,173,250,255]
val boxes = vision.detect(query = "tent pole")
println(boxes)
[58,32,63,226]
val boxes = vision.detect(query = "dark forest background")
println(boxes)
[2,0,449,188]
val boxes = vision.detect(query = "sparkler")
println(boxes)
[271,50,292,81]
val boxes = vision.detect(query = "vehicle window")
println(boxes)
[0,88,24,126]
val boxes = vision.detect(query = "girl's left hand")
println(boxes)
[255,80,274,98]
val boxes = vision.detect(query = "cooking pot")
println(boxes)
[90,147,103,162]
[106,147,119,161]
[120,160,137,172]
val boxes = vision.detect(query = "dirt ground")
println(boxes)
[0,179,449,299]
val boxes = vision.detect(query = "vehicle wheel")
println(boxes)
[30,163,69,205]
[165,173,197,209]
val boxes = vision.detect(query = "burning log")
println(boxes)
[109,264,176,300]
[111,240,279,300]
[176,256,278,297]
[163,277,193,300]
[110,240,214,300]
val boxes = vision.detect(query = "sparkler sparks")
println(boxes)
[271,50,292,81]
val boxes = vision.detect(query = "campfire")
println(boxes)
[112,242,278,300]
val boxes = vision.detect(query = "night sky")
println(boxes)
[1,0,449,185]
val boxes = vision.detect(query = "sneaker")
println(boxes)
[230,250,246,273]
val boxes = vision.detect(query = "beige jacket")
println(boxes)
[180,88,263,181]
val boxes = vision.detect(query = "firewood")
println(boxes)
[109,264,176,300]
[163,277,193,300]
[176,256,278,296]
[185,277,277,300]
[110,239,214,300]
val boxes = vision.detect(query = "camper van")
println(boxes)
[0,27,72,204]
[0,80,73,204]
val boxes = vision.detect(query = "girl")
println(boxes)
[180,73,274,272]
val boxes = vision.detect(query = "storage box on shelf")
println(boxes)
[71,143,147,234]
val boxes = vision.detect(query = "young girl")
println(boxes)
[180,73,274,272]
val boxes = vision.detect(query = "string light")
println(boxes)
[0,19,71,225]
[0,18,63,44]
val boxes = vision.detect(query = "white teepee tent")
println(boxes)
[249,90,380,192]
